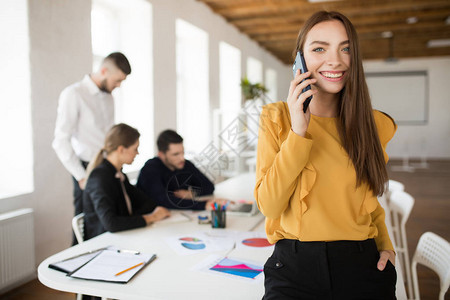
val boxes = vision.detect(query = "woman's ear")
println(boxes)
[116,145,125,154]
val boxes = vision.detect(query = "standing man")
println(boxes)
[52,52,131,244]
[137,130,215,210]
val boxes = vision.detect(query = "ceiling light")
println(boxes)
[427,39,450,48]
[381,31,393,38]
[406,16,418,24]
[446,16,450,25]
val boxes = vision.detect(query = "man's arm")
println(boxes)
[185,160,215,196]
[52,87,86,181]
[136,163,178,208]
[137,162,207,210]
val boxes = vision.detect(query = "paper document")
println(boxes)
[152,211,191,226]
[193,254,264,283]
[48,246,113,273]
[68,249,156,283]
[165,232,235,256]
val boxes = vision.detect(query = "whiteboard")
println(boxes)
[366,71,428,125]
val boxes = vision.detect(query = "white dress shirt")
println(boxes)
[52,75,114,180]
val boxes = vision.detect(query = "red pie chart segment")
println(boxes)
[242,238,271,247]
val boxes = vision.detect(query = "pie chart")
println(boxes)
[241,238,271,247]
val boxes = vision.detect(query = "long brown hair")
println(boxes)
[294,11,389,196]
[86,123,140,178]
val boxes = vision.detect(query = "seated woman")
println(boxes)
[83,123,170,240]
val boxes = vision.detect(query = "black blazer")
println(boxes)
[83,159,157,240]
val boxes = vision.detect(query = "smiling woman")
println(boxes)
[255,11,398,299]
[302,19,350,102]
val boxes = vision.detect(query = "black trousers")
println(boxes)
[71,160,89,246]
[263,239,396,300]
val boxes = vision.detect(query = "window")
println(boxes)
[176,19,209,154]
[265,68,277,102]
[247,56,263,84]
[218,42,242,137]
[0,0,33,199]
[91,0,153,173]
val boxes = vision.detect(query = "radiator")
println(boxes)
[0,208,35,293]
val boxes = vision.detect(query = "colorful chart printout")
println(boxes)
[179,237,205,250]
[210,258,263,279]
[181,242,206,250]
[241,238,271,248]
[179,237,202,242]
[166,233,235,255]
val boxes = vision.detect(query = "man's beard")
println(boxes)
[163,157,184,171]
[99,79,112,94]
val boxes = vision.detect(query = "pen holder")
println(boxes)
[211,210,226,228]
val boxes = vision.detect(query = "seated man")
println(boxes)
[137,130,215,210]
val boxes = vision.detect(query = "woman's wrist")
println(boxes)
[291,127,306,137]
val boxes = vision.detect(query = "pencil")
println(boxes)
[114,262,144,276]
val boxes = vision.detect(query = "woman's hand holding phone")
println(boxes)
[287,69,317,137]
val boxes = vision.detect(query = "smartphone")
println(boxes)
[292,51,312,113]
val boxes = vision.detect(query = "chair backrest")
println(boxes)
[72,213,85,244]
[412,232,450,300]
[388,179,405,192]
[388,190,415,298]
[389,190,414,227]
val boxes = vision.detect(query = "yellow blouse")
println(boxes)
[254,101,397,251]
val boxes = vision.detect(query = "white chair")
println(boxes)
[388,179,405,192]
[411,232,450,300]
[387,179,405,202]
[389,190,415,299]
[72,213,85,300]
[72,213,109,300]
[72,213,85,244]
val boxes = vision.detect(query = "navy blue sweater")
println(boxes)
[136,157,214,210]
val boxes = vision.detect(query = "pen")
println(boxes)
[115,262,144,276]
[117,249,140,255]
[181,211,193,221]
[59,246,109,262]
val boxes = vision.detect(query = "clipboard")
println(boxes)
[67,249,157,284]
[48,246,110,274]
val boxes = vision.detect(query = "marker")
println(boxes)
[115,262,144,276]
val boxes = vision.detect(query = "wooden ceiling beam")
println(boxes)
[210,0,450,21]
[232,8,450,30]
[248,22,450,42]
[239,13,450,36]
[356,20,450,35]
[198,0,450,64]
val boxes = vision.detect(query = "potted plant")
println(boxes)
[240,77,268,101]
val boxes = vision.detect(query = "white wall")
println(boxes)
[151,0,290,139]
[0,0,92,265]
[364,57,450,159]
[0,0,290,267]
